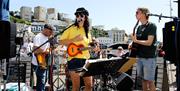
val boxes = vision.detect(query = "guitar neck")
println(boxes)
[133,20,139,35]
[79,47,93,51]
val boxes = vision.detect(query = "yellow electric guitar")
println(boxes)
[67,43,93,57]
[35,48,50,69]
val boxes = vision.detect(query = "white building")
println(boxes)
[20,6,32,21]
[108,29,127,44]
[31,22,45,33]
[58,13,68,20]
[34,6,46,22]
[96,37,113,46]
[47,8,57,20]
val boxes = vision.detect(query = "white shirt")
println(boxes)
[32,33,50,65]
[27,42,33,53]
[116,50,125,57]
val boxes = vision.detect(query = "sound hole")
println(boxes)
[72,48,74,52]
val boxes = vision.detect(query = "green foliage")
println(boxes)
[91,27,108,38]
[10,16,31,25]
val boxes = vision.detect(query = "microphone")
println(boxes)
[148,13,162,16]
[147,13,153,16]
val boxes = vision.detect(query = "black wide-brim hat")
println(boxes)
[74,7,89,16]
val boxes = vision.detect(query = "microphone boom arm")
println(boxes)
[149,13,180,21]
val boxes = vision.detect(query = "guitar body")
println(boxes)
[67,43,84,57]
[129,43,139,57]
[36,53,47,69]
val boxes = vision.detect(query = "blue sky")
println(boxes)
[10,0,178,41]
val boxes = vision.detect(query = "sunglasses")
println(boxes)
[75,13,85,18]
[136,11,140,15]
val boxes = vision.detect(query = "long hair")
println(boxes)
[74,15,90,38]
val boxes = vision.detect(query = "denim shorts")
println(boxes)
[67,58,86,71]
[136,58,156,81]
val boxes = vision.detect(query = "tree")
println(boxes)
[91,27,108,37]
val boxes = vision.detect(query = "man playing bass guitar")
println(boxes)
[130,7,157,91]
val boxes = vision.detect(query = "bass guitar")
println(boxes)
[129,20,139,57]
[67,43,97,57]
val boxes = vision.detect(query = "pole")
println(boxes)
[177,0,180,90]
[178,0,180,17]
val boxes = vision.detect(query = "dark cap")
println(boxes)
[44,24,54,31]
[74,7,89,16]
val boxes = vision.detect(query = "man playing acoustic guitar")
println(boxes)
[32,24,54,91]
[59,7,99,91]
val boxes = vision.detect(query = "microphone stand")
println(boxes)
[148,13,180,22]
[16,27,27,91]
[149,13,180,90]
[2,58,8,91]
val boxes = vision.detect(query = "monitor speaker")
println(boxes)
[163,21,180,64]
[0,21,16,59]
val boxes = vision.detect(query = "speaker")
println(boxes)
[114,72,134,91]
[163,21,179,64]
[0,21,16,59]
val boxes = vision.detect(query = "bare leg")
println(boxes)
[148,80,156,91]
[142,80,148,91]
[69,71,80,91]
[142,80,156,91]
[83,76,93,91]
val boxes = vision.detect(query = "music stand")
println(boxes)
[80,57,129,77]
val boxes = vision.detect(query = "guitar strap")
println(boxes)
[141,22,149,32]
[137,22,149,39]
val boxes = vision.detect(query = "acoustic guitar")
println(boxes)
[129,20,139,57]
[67,43,94,57]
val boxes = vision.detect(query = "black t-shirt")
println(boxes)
[136,22,157,58]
